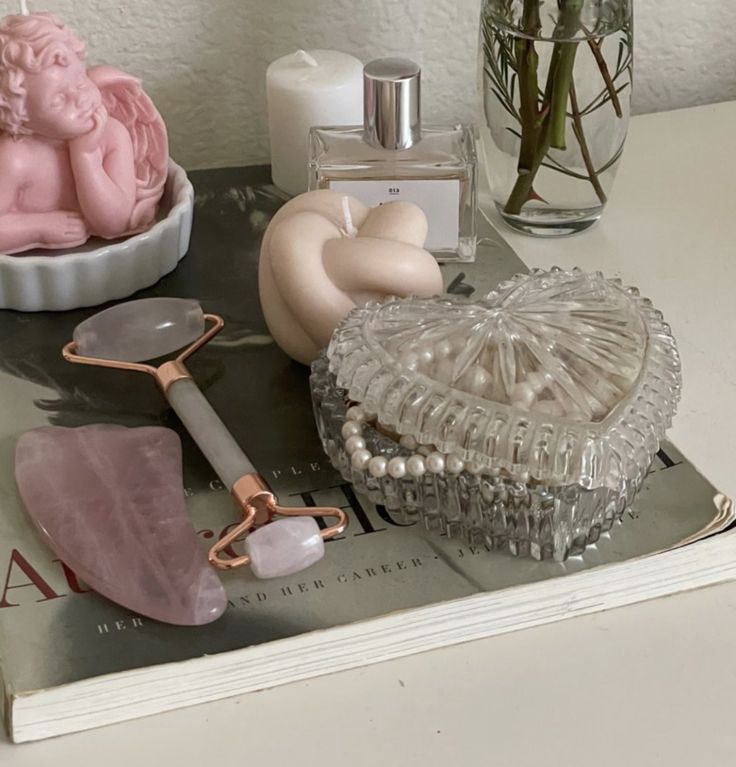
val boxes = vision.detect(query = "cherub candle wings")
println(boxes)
[0,12,168,255]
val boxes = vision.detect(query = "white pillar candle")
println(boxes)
[267,49,363,196]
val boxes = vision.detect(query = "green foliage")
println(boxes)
[481,2,633,213]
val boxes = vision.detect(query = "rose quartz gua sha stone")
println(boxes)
[65,296,347,578]
[15,424,227,626]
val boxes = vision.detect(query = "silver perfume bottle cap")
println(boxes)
[363,58,421,151]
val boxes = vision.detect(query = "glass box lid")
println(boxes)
[326,268,681,488]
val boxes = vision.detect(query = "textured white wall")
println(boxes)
[15,0,736,169]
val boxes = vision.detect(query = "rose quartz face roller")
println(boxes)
[63,297,347,578]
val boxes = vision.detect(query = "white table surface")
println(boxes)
[3,101,736,765]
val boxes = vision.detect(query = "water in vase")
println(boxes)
[480,0,633,236]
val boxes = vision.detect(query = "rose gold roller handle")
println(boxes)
[63,306,348,574]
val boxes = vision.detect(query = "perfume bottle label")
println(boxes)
[327,179,460,251]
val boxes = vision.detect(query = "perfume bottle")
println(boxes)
[308,58,477,263]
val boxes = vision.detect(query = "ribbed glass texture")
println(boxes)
[311,268,681,561]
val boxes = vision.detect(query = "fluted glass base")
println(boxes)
[311,356,646,562]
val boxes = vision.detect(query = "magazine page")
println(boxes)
[0,167,724,700]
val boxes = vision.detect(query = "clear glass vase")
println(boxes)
[479,0,633,236]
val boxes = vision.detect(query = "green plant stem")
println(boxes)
[513,0,542,171]
[548,0,584,149]
[569,81,607,204]
[503,0,545,215]
[503,0,584,214]
[503,122,552,215]
[586,35,623,117]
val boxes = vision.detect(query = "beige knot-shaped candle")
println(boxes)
[258,190,443,365]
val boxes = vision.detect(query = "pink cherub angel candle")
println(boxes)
[0,12,168,255]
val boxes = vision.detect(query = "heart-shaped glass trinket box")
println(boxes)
[310,268,681,561]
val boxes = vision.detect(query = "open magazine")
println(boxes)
[0,166,732,742]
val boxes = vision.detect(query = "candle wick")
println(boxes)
[294,49,319,67]
[19,0,30,14]
[339,196,358,238]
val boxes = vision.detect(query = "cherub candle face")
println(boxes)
[22,49,102,139]
[0,13,168,255]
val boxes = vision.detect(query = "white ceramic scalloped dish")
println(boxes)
[0,160,193,312]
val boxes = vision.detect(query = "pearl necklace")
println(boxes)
[340,405,482,479]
